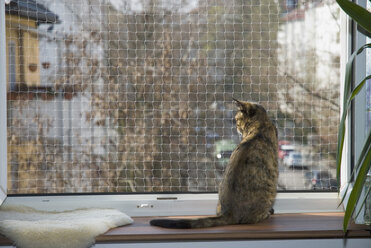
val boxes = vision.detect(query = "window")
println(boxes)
[0,0,347,215]
[7,41,16,91]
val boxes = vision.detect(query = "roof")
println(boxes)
[281,8,305,22]
[281,1,325,22]
[5,0,60,24]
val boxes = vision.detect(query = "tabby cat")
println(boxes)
[150,99,278,228]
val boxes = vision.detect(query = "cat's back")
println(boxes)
[231,119,278,167]
[226,126,278,184]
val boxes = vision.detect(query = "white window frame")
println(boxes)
[0,0,347,217]
[338,0,353,204]
[0,0,7,206]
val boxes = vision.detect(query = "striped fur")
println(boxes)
[150,99,278,228]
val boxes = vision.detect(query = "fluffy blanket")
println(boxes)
[0,205,133,248]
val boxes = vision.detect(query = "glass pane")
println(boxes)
[6,0,340,194]
[363,0,371,225]
[366,1,371,133]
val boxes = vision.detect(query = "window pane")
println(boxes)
[6,0,340,194]
[366,0,371,134]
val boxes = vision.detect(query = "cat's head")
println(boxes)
[233,98,268,134]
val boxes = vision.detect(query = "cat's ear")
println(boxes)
[233,98,245,111]
[233,98,257,116]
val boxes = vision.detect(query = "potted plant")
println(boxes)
[335,0,371,232]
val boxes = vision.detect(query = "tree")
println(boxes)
[103,0,281,192]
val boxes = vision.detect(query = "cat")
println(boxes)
[150,99,278,228]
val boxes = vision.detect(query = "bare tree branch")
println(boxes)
[284,72,339,111]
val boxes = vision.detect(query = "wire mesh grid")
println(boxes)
[5,0,340,194]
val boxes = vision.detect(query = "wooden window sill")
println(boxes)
[0,212,370,245]
[98,212,371,243]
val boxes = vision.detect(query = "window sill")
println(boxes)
[0,212,370,246]
[96,212,370,243]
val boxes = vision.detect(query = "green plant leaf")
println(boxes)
[336,0,371,34]
[339,127,371,208]
[336,108,348,185]
[343,146,371,232]
[350,75,371,100]
[336,44,371,184]
[338,77,371,207]
[336,44,371,232]
[355,174,371,219]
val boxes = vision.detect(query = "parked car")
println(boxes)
[305,170,337,191]
[278,141,295,160]
[214,139,236,169]
[283,152,305,168]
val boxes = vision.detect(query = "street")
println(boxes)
[278,162,337,191]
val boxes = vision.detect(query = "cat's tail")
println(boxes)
[149,214,234,229]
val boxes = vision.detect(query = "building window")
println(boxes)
[7,41,16,91]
